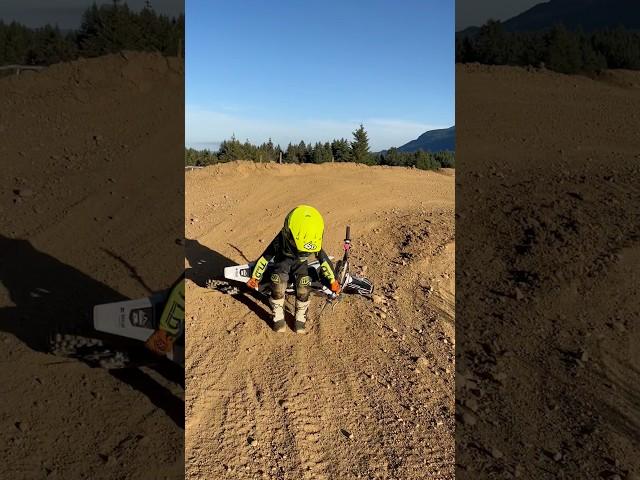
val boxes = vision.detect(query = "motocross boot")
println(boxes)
[270,297,286,332]
[294,299,310,334]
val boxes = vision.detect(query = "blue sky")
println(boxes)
[186,0,454,151]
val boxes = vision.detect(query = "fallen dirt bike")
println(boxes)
[211,226,374,316]
[48,286,185,369]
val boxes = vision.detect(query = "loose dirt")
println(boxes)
[185,162,455,479]
[456,64,640,479]
[0,53,184,479]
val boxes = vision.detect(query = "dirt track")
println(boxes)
[185,162,455,479]
[0,53,184,478]
[457,64,640,479]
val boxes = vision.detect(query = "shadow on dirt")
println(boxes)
[0,234,184,428]
[111,365,184,427]
[185,238,272,326]
[593,355,640,444]
[185,238,235,288]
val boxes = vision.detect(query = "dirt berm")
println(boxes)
[457,64,640,479]
[0,53,184,479]
[185,161,455,479]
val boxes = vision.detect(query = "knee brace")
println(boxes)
[296,275,311,302]
[270,272,287,299]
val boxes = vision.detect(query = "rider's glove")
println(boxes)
[247,277,259,290]
[330,280,341,294]
[145,329,174,355]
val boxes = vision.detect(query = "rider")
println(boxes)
[145,277,185,357]
[246,205,340,334]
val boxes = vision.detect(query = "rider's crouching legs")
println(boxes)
[269,272,287,332]
[294,275,311,334]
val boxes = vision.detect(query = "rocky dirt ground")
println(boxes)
[0,53,184,479]
[456,64,640,479]
[185,162,455,479]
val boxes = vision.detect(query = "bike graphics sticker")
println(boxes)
[130,307,154,329]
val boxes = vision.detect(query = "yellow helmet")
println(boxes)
[284,205,324,253]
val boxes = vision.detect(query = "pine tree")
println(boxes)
[351,124,370,164]
[414,151,439,170]
[384,147,403,166]
[475,20,509,64]
[298,141,312,163]
[218,134,245,161]
[546,25,583,74]
[323,142,333,163]
[331,138,352,162]
[284,143,297,163]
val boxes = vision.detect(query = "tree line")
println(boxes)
[0,1,184,68]
[456,21,640,74]
[185,124,455,171]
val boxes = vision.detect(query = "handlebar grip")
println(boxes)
[345,226,351,241]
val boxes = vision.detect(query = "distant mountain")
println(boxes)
[502,0,639,32]
[396,126,455,153]
[457,0,640,34]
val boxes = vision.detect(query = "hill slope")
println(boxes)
[0,53,184,479]
[457,64,640,479]
[186,162,455,480]
[397,126,455,153]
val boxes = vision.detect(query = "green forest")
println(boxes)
[0,1,184,67]
[185,125,455,171]
[456,21,640,74]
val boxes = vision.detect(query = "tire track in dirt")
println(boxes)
[185,162,455,479]
[456,64,640,479]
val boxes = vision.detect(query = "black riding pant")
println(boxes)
[269,256,311,302]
